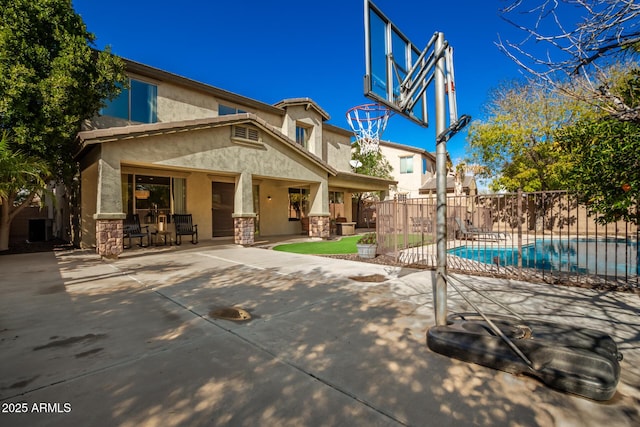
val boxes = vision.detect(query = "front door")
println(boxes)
[211,182,234,237]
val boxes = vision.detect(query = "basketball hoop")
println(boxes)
[346,103,391,155]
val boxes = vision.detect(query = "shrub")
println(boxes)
[357,233,377,245]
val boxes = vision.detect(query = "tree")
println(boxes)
[350,142,394,225]
[0,0,126,249]
[351,142,394,181]
[497,0,640,122]
[0,133,51,250]
[556,70,640,224]
[466,80,585,192]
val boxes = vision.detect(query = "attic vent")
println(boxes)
[233,125,260,142]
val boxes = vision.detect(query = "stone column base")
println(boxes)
[96,219,123,258]
[234,216,255,245]
[309,215,330,239]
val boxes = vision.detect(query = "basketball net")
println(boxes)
[346,103,391,155]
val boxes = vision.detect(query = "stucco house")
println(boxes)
[75,59,395,257]
[419,175,477,196]
[377,140,477,199]
[377,140,437,199]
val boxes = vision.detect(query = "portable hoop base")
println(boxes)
[427,312,622,401]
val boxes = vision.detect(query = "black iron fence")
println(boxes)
[376,191,639,288]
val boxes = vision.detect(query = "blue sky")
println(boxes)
[73,0,532,163]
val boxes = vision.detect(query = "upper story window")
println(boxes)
[295,124,311,149]
[400,156,414,174]
[219,104,246,115]
[102,79,157,123]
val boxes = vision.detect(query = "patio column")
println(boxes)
[94,157,125,258]
[308,181,330,238]
[233,171,255,245]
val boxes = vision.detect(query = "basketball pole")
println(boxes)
[434,32,448,327]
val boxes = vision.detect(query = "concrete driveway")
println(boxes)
[1,244,639,426]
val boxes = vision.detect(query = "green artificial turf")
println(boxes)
[272,235,360,254]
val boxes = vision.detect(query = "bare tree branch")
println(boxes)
[497,0,640,122]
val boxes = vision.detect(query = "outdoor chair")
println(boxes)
[173,214,198,245]
[455,217,503,241]
[411,217,432,232]
[123,214,150,248]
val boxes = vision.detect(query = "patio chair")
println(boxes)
[123,214,150,248]
[173,214,198,245]
[411,217,432,232]
[455,217,503,241]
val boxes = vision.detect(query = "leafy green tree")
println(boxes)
[466,80,585,192]
[0,133,51,250]
[557,67,640,225]
[350,142,394,225]
[351,142,394,181]
[558,118,639,224]
[0,0,126,248]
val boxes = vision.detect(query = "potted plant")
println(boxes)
[356,233,377,259]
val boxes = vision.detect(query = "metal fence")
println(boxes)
[376,191,639,289]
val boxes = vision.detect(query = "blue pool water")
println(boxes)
[449,238,639,277]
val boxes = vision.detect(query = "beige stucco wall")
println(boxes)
[280,105,323,157]
[324,129,352,172]
[156,81,216,123]
[158,82,284,128]
[80,162,98,248]
[379,144,434,198]
[257,181,309,236]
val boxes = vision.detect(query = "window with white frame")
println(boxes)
[400,156,414,174]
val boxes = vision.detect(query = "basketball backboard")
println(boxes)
[364,0,458,128]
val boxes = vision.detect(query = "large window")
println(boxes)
[288,188,308,220]
[122,174,186,223]
[102,79,158,123]
[400,156,414,174]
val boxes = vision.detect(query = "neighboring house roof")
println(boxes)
[75,113,338,176]
[419,175,477,193]
[273,98,331,121]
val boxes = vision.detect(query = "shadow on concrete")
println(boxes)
[0,248,639,426]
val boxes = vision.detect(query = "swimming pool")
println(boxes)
[449,238,639,277]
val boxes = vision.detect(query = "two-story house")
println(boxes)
[75,59,395,257]
[377,140,437,199]
[377,140,477,199]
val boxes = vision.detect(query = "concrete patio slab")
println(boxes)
[1,245,638,426]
